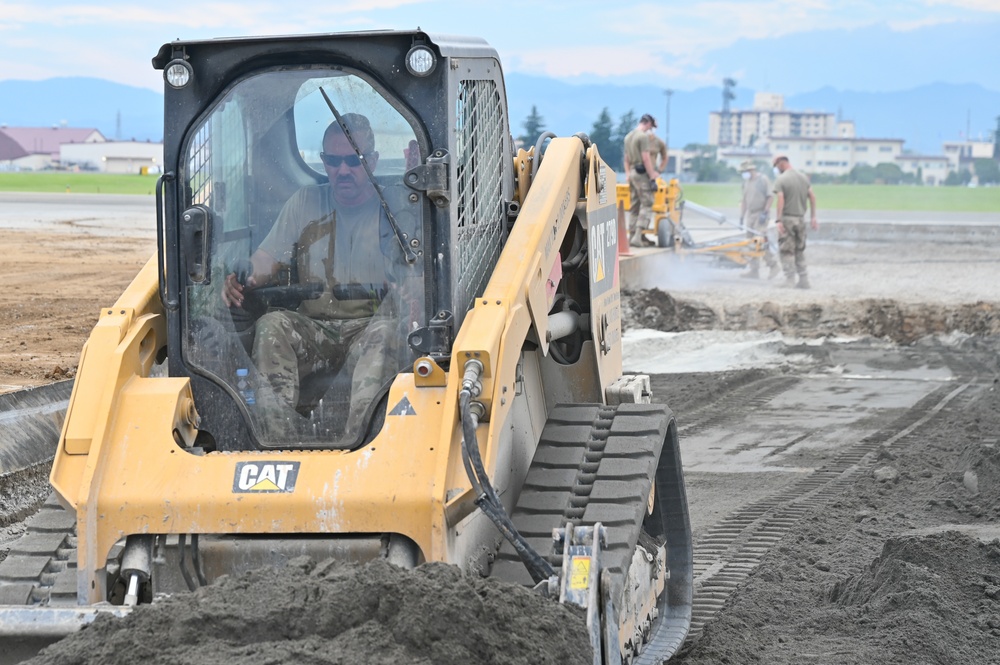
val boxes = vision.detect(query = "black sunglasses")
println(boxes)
[320,152,366,168]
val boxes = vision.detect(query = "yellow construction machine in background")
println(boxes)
[616,179,769,268]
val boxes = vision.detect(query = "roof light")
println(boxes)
[405,45,436,77]
[164,59,193,89]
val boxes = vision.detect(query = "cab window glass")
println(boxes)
[182,68,424,449]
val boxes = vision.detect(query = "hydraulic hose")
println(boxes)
[458,361,555,584]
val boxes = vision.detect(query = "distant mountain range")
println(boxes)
[504,74,1000,156]
[3,75,998,156]
[1,77,163,144]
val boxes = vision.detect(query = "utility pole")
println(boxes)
[720,78,737,146]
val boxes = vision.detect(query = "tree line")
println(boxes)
[517,105,636,173]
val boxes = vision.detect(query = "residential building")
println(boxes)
[941,140,994,171]
[895,154,951,186]
[709,93,836,147]
[719,136,905,178]
[709,93,960,185]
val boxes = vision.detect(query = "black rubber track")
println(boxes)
[0,493,78,607]
[492,402,693,663]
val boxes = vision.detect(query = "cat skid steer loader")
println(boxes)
[0,30,692,663]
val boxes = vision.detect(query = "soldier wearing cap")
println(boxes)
[623,114,660,247]
[772,155,819,289]
[738,160,779,279]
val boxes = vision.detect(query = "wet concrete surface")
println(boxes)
[0,193,154,237]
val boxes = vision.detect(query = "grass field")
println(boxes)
[0,172,160,195]
[2,172,999,212]
[681,182,1000,212]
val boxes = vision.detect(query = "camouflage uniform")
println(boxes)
[740,171,778,277]
[250,182,419,439]
[624,129,655,246]
[648,133,669,174]
[773,168,813,284]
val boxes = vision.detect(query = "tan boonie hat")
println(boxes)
[739,160,756,172]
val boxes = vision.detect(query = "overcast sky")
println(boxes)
[1,0,998,93]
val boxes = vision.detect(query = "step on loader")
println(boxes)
[0,30,692,663]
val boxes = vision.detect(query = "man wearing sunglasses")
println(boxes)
[223,113,418,438]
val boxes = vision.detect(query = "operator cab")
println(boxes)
[155,32,513,453]
[176,64,425,448]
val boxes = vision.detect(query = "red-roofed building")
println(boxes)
[0,126,105,171]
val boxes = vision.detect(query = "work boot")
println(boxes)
[796,276,811,289]
[767,264,781,280]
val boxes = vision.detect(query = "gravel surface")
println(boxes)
[672,336,1000,664]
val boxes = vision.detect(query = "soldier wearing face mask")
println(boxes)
[738,160,779,279]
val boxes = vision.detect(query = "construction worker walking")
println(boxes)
[772,155,819,289]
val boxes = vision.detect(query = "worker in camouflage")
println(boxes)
[738,160,780,280]
[623,114,660,247]
[223,113,419,440]
[648,131,669,175]
[772,155,819,289]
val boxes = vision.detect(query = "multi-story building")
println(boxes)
[709,93,836,146]
[941,140,994,171]
[710,93,960,184]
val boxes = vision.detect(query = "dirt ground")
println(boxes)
[29,558,592,665]
[663,339,1000,664]
[0,231,154,394]
[4,217,1000,663]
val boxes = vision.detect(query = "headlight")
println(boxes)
[164,59,194,89]
[405,45,436,77]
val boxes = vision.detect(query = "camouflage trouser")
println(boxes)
[778,215,808,280]
[252,310,397,436]
[628,171,655,245]
[744,210,778,272]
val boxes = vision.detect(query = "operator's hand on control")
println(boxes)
[222,272,257,308]
[810,215,819,231]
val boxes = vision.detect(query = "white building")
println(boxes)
[710,93,960,185]
[61,140,163,174]
[709,93,836,147]
[719,136,906,178]
[895,154,951,186]
[0,126,105,171]
[941,140,994,171]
